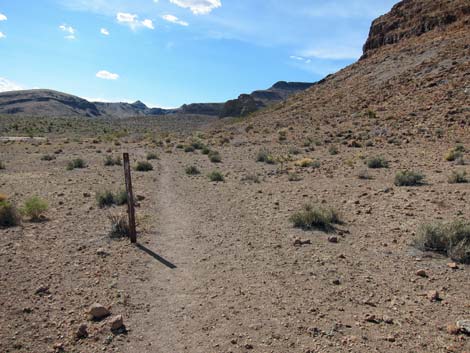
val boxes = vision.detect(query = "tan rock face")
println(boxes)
[89,303,110,320]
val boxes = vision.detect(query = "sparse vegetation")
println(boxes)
[108,213,130,238]
[290,204,341,232]
[394,170,425,186]
[448,170,468,184]
[288,172,302,182]
[201,146,211,155]
[104,155,122,166]
[184,145,195,153]
[208,151,222,163]
[256,149,275,164]
[21,196,48,221]
[328,145,339,155]
[357,169,372,180]
[41,154,56,161]
[0,200,20,228]
[146,152,159,160]
[242,173,260,183]
[445,146,464,162]
[135,161,153,172]
[0,161,5,169]
[96,190,128,208]
[295,158,319,168]
[367,156,389,169]
[185,166,201,175]
[208,170,224,182]
[67,158,86,170]
[413,220,470,263]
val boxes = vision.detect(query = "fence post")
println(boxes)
[123,153,137,243]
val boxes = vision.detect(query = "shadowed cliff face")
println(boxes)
[363,0,470,57]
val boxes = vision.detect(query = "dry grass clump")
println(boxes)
[146,152,159,160]
[256,149,275,164]
[413,220,470,263]
[0,200,21,228]
[185,166,201,175]
[394,170,425,186]
[135,161,153,172]
[41,154,56,161]
[295,158,320,168]
[67,158,86,170]
[96,190,128,208]
[208,170,224,182]
[208,151,222,163]
[0,161,5,170]
[20,196,48,222]
[366,156,389,169]
[448,170,468,184]
[445,145,465,162]
[108,213,130,239]
[104,155,122,166]
[290,204,341,232]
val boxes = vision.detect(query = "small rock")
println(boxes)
[35,285,50,295]
[457,320,470,334]
[110,315,124,331]
[447,262,459,270]
[244,344,254,349]
[89,303,110,320]
[328,236,338,243]
[416,269,427,277]
[75,324,88,340]
[447,323,460,335]
[427,290,440,302]
[96,248,110,257]
[293,239,311,247]
[83,192,91,198]
[332,279,341,285]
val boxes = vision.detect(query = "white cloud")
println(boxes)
[162,14,189,26]
[169,0,221,15]
[300,47,362,60]
[116,12,154,30]
[59,24,76,39]
[100,28,110,36]
[0,77,24,92]
[0,32,5,39]
[96,70,119,80]
[0,13,7,21]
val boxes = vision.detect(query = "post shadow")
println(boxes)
[135,243,177,269]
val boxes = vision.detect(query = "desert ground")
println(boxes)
[1,114,469,353]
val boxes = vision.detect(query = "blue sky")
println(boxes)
[0,0,397,108]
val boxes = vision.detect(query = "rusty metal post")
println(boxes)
[123,153,137,243]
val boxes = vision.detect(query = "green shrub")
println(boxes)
[0,161,5,169]
[0,200,20,227]
[256,149,275,164]
[290,204,341,232]
[201,146,211,155]
[146,152,159,160]
[445,148,463,162]
[96,190,115,208]
[448,170,468,184]
[367,156,389,169]
[208,171,224,182]
[184,145,195,153]
[21,196,48,221]
[394,170,425,186]
[135,161,153,172]
[413,220,470,263]
[104,155,122,166]
[41,155,56,161]
[114,189,128,206]
[67,158,86,170]
[185,166,200,175]
[191,140,205,150]
[208,151,222,163]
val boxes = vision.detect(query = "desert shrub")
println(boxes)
[413,220,470,263]
[201,146,211,155]
[67,158,86,170]
[367,156,389,169]
[288,147,301,155]
[21,196,48,221]
[0,161,5,169]
[328,145,339,155]
[184,145,195,153]
[290,204,341,232]
[445,148,464,162]
[104,155,122,166]
[208,151,222,163]
[185,166,200,175]
[394,170,425,186]
[114,190,128,206]
[96,190,115,208]
[242,173,260,183]
[288,173,302,182]
[108,214,130,238]
[278,129,287,141]
[448,170,468,184]
[256,149,275,164]
[0,200,20,227]
[357,169,372,180]
[208,171,224,182]
[295,158,320,168]
[135,161,153,172]
[146,152,159,160]
[191,140,204,150]
[41,154,56,161]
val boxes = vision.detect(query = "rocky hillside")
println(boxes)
[219,81,314,117]
[245,0,469,139]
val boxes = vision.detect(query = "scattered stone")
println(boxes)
[110,315,124,331]
[244,343,254,349]
[447,262,459,270]
[416,269,427,277]
[53,342,64,352]
[294,239,311,247]
[96,248,110,257]
[457,320,470,335]
[35,285,50,295]
[75,323,88,340]
[364,314,381,324]
[83,192,91,198]
[447,323,461,335]
[427,290,440,302]
[332,279,341,285]
[89,303,110,320]
[328,236,338,243]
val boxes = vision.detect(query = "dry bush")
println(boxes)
[290,204,341,232]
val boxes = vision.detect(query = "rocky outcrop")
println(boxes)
[362,0,470,57]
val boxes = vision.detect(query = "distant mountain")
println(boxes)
[0,80,314,119]
[219,81,315,117]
